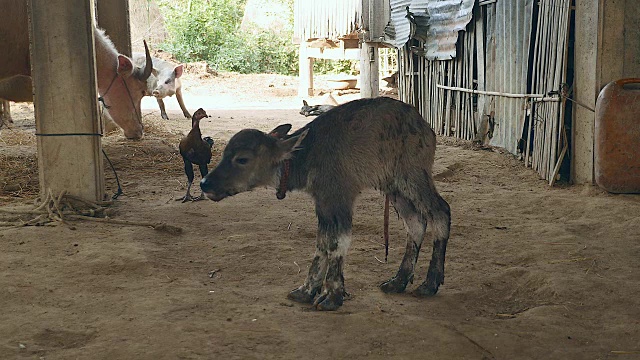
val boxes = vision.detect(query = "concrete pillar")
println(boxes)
[29,0,105,201]
[96,0,132,56]
[298,42,314,98]
[360,41,379,98]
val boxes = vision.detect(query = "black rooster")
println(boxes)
[178,108,214,202]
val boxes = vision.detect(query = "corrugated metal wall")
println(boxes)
[484,0,534,153]
[423,0,475,59]
[398,0,572,183]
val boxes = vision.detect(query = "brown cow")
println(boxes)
[0,1,153,139]
[200,97,451,311]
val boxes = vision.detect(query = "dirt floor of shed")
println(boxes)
[1,72,639,360]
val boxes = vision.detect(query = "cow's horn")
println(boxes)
[140,40,153,80]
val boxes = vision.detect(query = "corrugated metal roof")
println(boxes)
[386,0,474,59]
[293,0,362,41]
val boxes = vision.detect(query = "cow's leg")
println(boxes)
[0,99,12,127]
[287,249,328,304]
[380,193,426,293]
[157,98,169,120]
[5,100,12,123]
[414,191,450,296]
[176,88,191,118]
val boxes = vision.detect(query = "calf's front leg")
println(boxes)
[287,200,353,311]
[287,250,327,304]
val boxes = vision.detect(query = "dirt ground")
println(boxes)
[1,71,639,360]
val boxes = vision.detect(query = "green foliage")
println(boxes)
[158,0,298,75]
[157,0,246,62]
[313,59,357,75]
[214,27,298,74]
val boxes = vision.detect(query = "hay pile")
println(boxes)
[0,128,38,201]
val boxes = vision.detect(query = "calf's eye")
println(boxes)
[235,158,249,165]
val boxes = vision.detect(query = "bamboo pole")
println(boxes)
[435,84,553,99]
[456,41,463,138]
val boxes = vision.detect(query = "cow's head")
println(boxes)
[102,40,154,139]
[200,124,306,201]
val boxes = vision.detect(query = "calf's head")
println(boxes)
[200,124,306,201]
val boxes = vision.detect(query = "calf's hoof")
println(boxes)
[379,276,409,294]
[413,271,444,297]
[413,283,439,297]
[313,291,343,311]
[287,287,316,304]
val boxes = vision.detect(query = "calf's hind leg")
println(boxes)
[415,191,450,296]
[380,194,427,293]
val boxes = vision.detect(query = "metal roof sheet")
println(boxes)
[386,0,474,59]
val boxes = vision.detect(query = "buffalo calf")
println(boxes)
[201,97,451,311]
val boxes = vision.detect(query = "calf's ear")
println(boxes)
[268,124,292,139]
[302,100,309,106]
[276,129,309,160]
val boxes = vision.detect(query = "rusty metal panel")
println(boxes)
[293,0,362,41]
[485,0,534,153]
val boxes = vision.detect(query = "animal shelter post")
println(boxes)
[28,0,105,201]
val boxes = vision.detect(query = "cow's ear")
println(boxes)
[174,64,184,78]
[276,129,308,160]
[268,124,292,139]
[117,55,134,76]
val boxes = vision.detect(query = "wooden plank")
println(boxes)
[96,0,131,57]
[29,0,104,201]
[306,47,361,60]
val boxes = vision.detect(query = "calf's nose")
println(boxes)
[200,177,212,192]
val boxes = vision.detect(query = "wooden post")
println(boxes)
[96,0,132,56]
[28,0,105,201]
[298,41,314,98]
[360,41,379,98]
